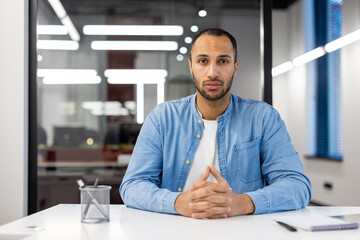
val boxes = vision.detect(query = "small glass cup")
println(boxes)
[80,185,112,223]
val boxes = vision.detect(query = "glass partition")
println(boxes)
[36,0,263,210]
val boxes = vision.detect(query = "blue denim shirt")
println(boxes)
[120,94,312,215]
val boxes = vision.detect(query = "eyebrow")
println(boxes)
[194,54,232,59]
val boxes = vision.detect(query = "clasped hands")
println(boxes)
[174,165,255,219]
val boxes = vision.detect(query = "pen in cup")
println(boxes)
[77,179,109,221]
[83,178,99,218]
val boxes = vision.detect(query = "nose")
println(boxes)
[207,62,220,79]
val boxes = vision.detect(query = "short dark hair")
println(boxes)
[189,28,237,61]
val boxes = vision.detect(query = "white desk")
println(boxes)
[1,204,360,240]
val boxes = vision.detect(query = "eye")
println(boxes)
[198,59,207,64]
[219,59,229,64]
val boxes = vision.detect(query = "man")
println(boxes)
[120,28,311,219]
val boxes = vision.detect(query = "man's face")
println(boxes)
[189,34,238,101]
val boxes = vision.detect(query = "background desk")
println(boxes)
[1,205,360,240]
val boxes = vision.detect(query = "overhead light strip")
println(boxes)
[104,69,168,78]
[273,28,360,77]
[37,25,68,35]
[292,47,326,67]
[83,25,184,36]
[47,0,80,41]
[325,28,360,52]
[91,41,178,51]
[37,40,79,50]
[42,76,101,85]
[37,69,97,77]
[271,61,293,77]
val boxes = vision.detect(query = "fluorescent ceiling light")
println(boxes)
[272,61,294,77]
[37,40,79,50]
[104,69,168,78]
[83,25,183,36]
[38,69,97,77]
[47,0,80,42]
[37,25,68,35]
[91,107,129,116]
[43,76,101,85]
[107,78,165,85]
[60,16,80,41]
[81,101,129,116]
[91,41,178,51]
[292,47,326,67]
[124,101,136,111]
[325,28,360,52]
[82,101,122,110]
[48,0,66,19]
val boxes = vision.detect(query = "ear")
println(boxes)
[188,58,193,75]
[233,60,239,78]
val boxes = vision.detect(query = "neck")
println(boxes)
[196,92,231,120]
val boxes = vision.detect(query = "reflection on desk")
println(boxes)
[0,205,360,240]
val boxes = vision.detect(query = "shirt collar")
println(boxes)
[190,93,233,122]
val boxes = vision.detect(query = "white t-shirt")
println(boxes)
[183,119,220,192]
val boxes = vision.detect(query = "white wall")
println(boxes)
[0,1,28,225]
[273,0,360,205]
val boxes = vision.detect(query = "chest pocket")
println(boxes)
[233,137,261,183]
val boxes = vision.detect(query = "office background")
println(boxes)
[1,0,360,225]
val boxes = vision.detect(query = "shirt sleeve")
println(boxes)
[119,107,181,214]
[246,106,312,214]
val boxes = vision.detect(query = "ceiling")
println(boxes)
[56,0,298,16]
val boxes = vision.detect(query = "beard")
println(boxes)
[193,74,234,101]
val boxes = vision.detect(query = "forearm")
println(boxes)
[120,180,181,214]
[246,175,312,214]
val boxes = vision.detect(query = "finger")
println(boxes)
[205,206,231,215]
[209,165,226,184]
[190,185,230,200]
[191,180,212,191]
[189,201,214,211]
[198,165,211,181]
[191,211,213,219]
[190,187,213,200]
[202,194,232,205]
[208,214,228,219]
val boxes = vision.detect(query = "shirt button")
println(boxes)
[186,160,190,164]
[178,188,182,192]
[197,134,201,139]
[198,119,202,123]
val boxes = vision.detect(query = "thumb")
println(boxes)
[209,165,225,183]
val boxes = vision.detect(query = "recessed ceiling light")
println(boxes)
[179,47,188,54]
[190,25,199,33]
[184,37,192,44]
[176,54,184,61]
[198,10,207,17]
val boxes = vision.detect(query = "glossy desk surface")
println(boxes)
[1,204,360,240]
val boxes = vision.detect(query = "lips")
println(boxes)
[204,81,222,90]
